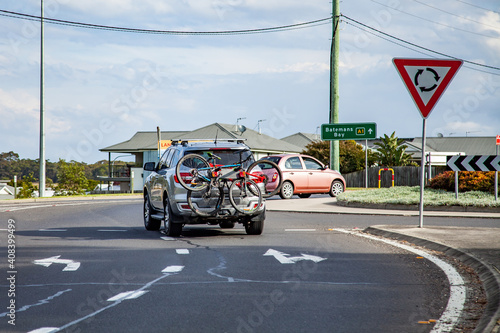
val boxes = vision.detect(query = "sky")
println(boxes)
[1,0,499,163]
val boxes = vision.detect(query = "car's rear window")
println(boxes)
[188,149,254,169]
[260,156,281,165]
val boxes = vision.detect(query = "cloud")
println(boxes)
[478,12,500,53]
[266,62,328,73]
[57,0,175,19]
[440,121,492,136]
[339,51,390,76]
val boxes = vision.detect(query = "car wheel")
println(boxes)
[219,221,235,229]
[244,210,265,235]
[279,181,294,199]
[144,193,161,231]
[164,196,182,237]
[298,193,311,198]
[329,180,344,197]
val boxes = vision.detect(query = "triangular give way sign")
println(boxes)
[393,58,463,118]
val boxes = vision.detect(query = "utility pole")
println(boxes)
[39,0,46,197]
[329,0,340,171]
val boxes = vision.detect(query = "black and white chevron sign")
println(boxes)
[447,155,500,171]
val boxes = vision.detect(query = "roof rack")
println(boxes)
[171,139,247,146]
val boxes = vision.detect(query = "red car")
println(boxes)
[259,154,346,199]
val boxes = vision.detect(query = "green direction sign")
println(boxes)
[321,122,377,140]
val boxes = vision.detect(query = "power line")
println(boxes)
[0,9,332,35]
[343,19,500,76]
[341,14,500,72]
[452,0,500,15]
[370,0,500,40]
[412,0,500,30]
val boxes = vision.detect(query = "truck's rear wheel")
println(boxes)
[244,210,265,235]
[164,196,182,237]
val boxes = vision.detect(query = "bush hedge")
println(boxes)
[429,171,497,193]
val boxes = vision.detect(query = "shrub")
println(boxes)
[429,171,497,193]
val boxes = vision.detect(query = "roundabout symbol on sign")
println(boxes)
[414,68,440,92]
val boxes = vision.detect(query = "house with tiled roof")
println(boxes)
[99,123,302,190]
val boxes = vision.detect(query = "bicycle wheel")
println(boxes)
[229,179,262,215]
[187,186,224,217]
[246,160,283,198]
[176,153,211,192]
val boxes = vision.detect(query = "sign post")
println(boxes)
[365,139,368,188]
[393,58,462,227]
[496,135,499,200]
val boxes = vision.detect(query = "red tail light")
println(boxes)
[271,172,278,182]
[175,173,193,184]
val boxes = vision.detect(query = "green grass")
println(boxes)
[338,186,500,207]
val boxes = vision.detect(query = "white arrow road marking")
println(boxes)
[33,256,81,271]
[263,249,327,264]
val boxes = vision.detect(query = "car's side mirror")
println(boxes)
[143,162,156,171]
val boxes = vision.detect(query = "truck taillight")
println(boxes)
[175,173,193,184]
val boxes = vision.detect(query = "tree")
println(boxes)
[17,173,38,199]
[54,159,90,195]
[0,151,20,180]
[302,140,329,165]
[339,140,377,174]
[373,132,413,167]
[302,140,376,174]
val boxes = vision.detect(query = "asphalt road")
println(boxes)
[0,198,488,332]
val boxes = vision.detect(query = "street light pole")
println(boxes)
[39,0,46,197]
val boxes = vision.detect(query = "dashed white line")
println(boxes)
[162,265,185,273]
[176,249,190,254]
[107,290,148,302]
[39,229,67,232]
